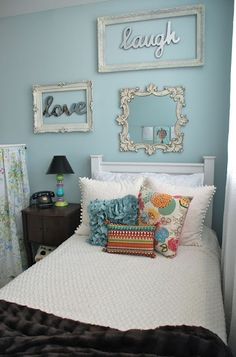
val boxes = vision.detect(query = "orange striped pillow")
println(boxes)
[104,224,156,258]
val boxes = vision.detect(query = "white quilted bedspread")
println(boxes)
[0,226,226,342]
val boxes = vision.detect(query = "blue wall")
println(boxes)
[0,0,233,241]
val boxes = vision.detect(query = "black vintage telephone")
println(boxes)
[31,191,55,209]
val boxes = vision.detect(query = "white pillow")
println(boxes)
[76,177,143,236]
[145,178,216,246]
[94,171,204,187]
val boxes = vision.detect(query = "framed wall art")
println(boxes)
[98,5,204,72]
[33,81,93,133]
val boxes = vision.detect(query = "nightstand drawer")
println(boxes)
[22,203,81,267]
[27,216,69,245]
[27,215,44,243]
[41,217,71,246]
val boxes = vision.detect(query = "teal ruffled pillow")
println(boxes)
[88,195,138,246]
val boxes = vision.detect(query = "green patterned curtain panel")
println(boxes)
[0,145,30,288]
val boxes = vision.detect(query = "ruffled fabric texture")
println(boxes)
[88,195,138,246]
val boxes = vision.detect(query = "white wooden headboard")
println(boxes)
[90,155,216,227]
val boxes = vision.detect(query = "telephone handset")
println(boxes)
[31,191,55,209]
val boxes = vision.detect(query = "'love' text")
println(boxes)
[43,96,87,118]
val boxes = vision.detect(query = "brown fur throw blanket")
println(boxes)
[0,299,233,356]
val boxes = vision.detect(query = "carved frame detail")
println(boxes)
[116,83,188,155]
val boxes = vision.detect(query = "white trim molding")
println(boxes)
[0,0,111,18]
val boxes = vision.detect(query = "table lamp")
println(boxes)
[46,155,74,207]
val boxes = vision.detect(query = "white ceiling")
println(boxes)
[0,0,112,18]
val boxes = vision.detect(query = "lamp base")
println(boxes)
[54,174,68,207]
[55,200,68,207]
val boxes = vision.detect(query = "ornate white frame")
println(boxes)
[116,84,188,155]
[98,5,204,72]
[33,81,93,133]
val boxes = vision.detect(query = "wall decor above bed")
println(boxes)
[97,5,204,72]
[33,81,93,133]
[116,83,188,155]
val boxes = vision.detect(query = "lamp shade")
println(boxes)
[46,156,74,174]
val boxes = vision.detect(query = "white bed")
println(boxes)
[0,155,227,347]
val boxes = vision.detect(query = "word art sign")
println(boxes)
[43,96,87,118]
[98,5,204,72]
[120,21,180,59]
[33,81,93,133]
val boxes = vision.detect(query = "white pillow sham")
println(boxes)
[76,177,143,236]
[145,178,216,246]
[93,171,204,187]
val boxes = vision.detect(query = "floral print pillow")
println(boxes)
[138,187,192,257]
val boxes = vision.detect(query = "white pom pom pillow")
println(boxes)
[145,178,216,246]
[76,177,143,236]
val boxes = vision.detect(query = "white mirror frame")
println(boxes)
[116,84,188,155]
[33,81,93,133]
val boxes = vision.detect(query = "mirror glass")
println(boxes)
[128,96,176,145]
[116,84,188,155]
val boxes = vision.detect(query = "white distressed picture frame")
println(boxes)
[33,81,93,133]
[98,5,205,72]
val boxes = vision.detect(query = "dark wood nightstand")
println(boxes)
[22,203,81,267]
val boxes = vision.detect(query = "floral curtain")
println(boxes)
[0,145,30,288]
